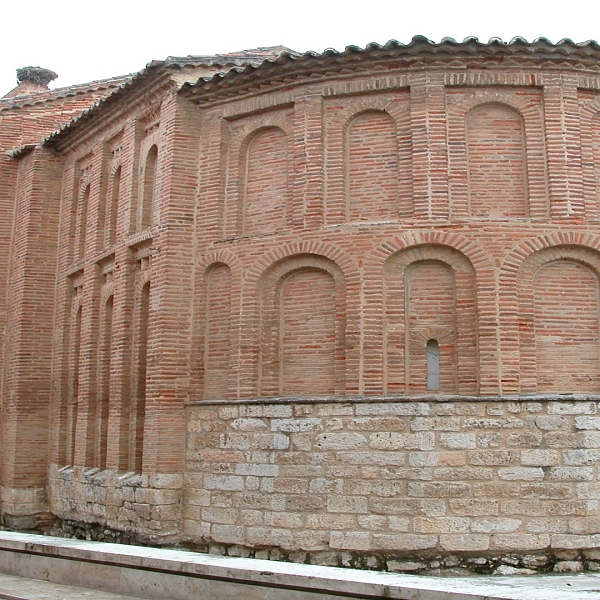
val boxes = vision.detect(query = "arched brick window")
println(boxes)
[426,339,440,391]
[467,103,528,217]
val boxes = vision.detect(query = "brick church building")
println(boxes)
[2,36,600,570]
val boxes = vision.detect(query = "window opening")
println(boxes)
[427,339,440,391]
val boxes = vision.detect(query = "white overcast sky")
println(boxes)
[1,0,599,96]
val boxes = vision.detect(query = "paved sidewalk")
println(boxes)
[0,573,145,600]
[2,571,600,600]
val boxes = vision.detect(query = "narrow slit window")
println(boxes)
[427,339,440,391]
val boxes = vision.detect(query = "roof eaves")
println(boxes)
[6,144,36,159]
[180,35,600,102]
[41,60,171,149]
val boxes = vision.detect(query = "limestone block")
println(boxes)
[439,433,476,449]
[315,433,366,450]
[372,533,437,551]
[521,449,560,466]
[468,450,518,465]
[490,534,550,551]
[408,482,470,498]
[183,519,211,538]
[149,474,183,489]
[306,513,354,530]
[499,500,547,517]
[220,433,251,450]
[202,507,239,525]
[568,516,600,535]
[218,406,239,420]
[548,402,596,415]
[316,404,354,417]
[355,403,431,416]
[410,417,461,431]
[552,533,600,549]
[203,475,244,491]
[521,483,571,500]
[150,503,181,522]
[575,416,600,430]
[506,431,543,446]
[369,431,434,451]
[346,417,406,431]
[234,464,279,477]
[272,478,308,495]
[463,417,523,429]
[477,432,503,447]
[265,511,303,529]
[532,415,570,430]
[369,497,446,516]
[335,451,406,466]
[262,405,294,418]
[327,495,368,514]
[230,418,268,431]
[295,529,330,551]
[270,418,322,432]
[211,524,245,545]
[329,531,371,550]
[564,449,600,465]
[497,467,544,480]
[254,434,290,450]
[414,517,471,533]
[439,534,490,552]
[525,518,567,533]
[240,510,263,526]
[449,499,499,516]
[247,526,293,548]
[434,467,492,480]
[471,518,522,533]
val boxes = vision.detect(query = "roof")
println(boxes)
[180,36,600,104]
[0,74,132,111]
[41,46,299,149]
[39,36,600,149]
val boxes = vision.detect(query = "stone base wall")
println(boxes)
[184,397,600,562]
[0,485,48,530]
[47,465,182,544]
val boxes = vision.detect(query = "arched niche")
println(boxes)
[345,110,399,222]
[466,103,529,218]
[258,254,346,397]
[242,127,290,235]
[383,245,478,395]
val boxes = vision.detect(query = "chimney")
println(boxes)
[3,67,58,99]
